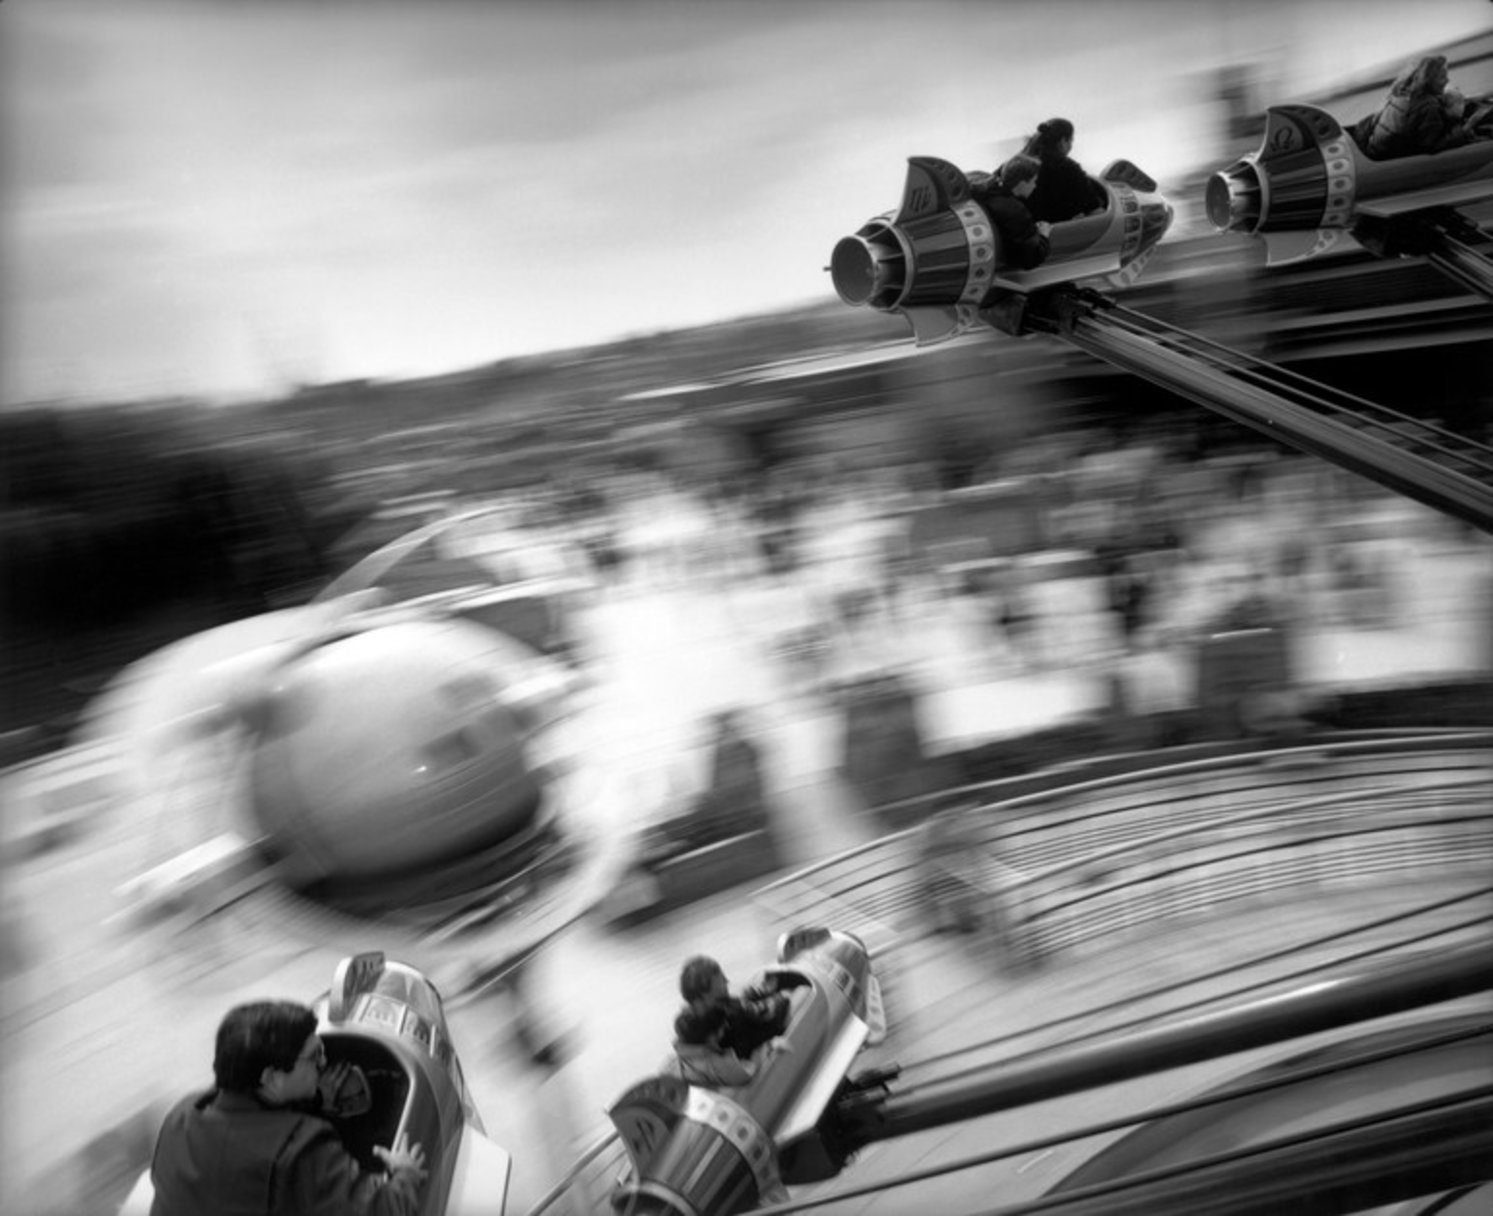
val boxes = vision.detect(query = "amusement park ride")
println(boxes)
[830,104,1493,534]
[106,97,1493,1216]
[1208,103,1493,300]
[524,95,1493,1216]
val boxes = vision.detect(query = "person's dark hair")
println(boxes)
[1024,117,1076,158]
[998,154,1042,188]
[679,955,725,1002]
[674,1000,729,1046]
[213,1001,318,1093]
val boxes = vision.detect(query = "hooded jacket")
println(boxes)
[1367,59,1470,159]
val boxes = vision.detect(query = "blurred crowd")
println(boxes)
[426,409,1490,750]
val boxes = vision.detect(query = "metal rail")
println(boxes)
[1354,207,1493,305]
[1026,288,1493,532]
[757,733,1493,972]
[1423,221,1493,302]
[860,942,1493,1139]
[968,1089,1493,1216]
[536,733,1493,1214]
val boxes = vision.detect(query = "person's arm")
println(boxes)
[983,197,1050,271]
[283,1122,427,1216]
[739,982,792,1032]
[746,1038,792,1076]
[1013,216,1051,270]
[702,1049,758,1087]
[1408,97,1469,152]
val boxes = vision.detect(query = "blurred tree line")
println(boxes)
[1,404,367,754]
[0,302,892,759]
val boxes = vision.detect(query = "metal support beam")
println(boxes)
[850,943,1493,1143]
[1031,293,1493,533]
[976,1088,1493,1216]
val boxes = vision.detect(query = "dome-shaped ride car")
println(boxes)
[245,616,548,886]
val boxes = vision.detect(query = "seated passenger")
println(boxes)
[664,1000,789,1089]
[147,1000,426,1216]
[1021,117,1108,223]
[971,155,1052,270]
[679,954,790,1058]
[1365,55,1479,159]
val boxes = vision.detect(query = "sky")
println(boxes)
[3,0,1490,405]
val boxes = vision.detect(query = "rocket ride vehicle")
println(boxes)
[830,154,1174,344]
[816,127,1493,1214]
[582,931,1491,1216]
[1207,102,1493,300]
[606,927,890,1216]
[120,951,515,1215]
[108,502,625,986]
[830,146,1493,535]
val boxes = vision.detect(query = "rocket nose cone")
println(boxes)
[831,236,879,306]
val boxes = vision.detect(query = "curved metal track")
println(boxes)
[534,733,1493,1215]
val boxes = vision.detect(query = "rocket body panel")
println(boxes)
[831,156,1173,345]
[1207,103,1493,264]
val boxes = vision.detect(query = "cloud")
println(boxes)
[5,0,1490,403]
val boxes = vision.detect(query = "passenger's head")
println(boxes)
[679,955,729,1002]
[213,1001,324,1104]
[674,1000,729,1048]
[1395,55,1449,97]
[998,154,1042,199]
[1025,118,1076,158]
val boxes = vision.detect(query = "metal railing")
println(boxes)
[755,732,1492,970]
[529,731,1492,1214]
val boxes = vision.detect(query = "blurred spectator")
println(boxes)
[990,563,1043,672]
[692,710,772,838]
[1115,625,1194,748]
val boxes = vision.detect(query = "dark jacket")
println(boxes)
[1366,89,1470,159]
[664,1041,758,1089]
[974,182,1051,271]
[1027,154,1106,223]
[149,1090,421,1216]
[719,986,791,1058]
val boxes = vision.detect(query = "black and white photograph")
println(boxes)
[3,2,1491,1213]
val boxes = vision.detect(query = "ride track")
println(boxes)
[577,134,1493,1206]
[535,731,1493,1216]
[25,111,1486,1216]
[1015,288,1493,534]
[831,143,1493,537]
[737,169,1493,1192]
[1205,103,1493,306]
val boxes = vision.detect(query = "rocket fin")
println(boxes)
[1104,244,1159,290]
[1258,105,1344,163]
[1261,229,1346,266]
[901,304,976,345]
[895,157,972,223]
[1099,160,1158,193]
